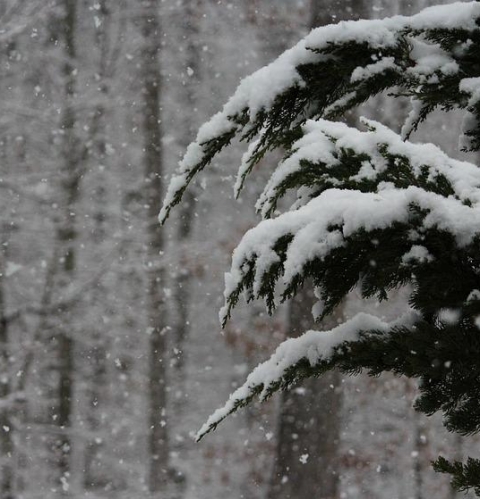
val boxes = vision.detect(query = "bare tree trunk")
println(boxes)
[412,411,427,499]
[268,3,367,498]
[448,433,463,499]
[139,1,170,494]
[268,288,343,499]
[82,0,111,489]
[172,0,202,381]
[169,6,202,493]
[0,225,13,498]
[51,0,80,492]
[311,0,367,26]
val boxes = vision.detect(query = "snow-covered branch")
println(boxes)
[160,1,480,223]
[197,310,421,440]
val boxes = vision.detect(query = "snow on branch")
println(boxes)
[163,3,480,489]
[159,1,480,224]
[256,118,480,217]
[460,77,480,151]
[196,310,421,441]
[221,185,480,325]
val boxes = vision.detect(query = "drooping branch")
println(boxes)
[160,2,480,224]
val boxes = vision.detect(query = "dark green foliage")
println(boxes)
[160,8,480,223]
[163,4,480,495]
[259,130,459,218]
[434,457,480,495]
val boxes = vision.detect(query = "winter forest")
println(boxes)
[2,0,480,498]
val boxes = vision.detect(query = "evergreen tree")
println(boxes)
[161,2,480,495]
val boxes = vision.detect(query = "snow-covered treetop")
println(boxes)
[161,4,480,490]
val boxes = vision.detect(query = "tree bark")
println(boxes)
[51,0,80,492]
[172,0,202,381]
[139,0,170,493]
[311,0,367,26]
[268,3,367,498]
[82,0,111,489]
[0,226,13,498]
[267,288,343,499]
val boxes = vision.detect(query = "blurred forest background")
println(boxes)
[0,0,477,498]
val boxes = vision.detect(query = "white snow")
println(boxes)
[407,1,480,30]
[257,118,480,217]
[458,77,480,150]
[160,2,480,224]
[197,310,420,441]
[221,184,480,324]
[299,454,309,464]
[408,39,459,80]
[437,308,461,325]
[401,98,424,140]
[460,77,480,104]
[401,245,434,264]
[467,290,480,302]
[5,261,22,277]
[351,57,398,83]
[234,136,263,198]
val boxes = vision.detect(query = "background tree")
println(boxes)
[171,0,202,389]
[50,0,80,490]
[137,0,171,493]
[267,2,367,498]
[0,1,475,498]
